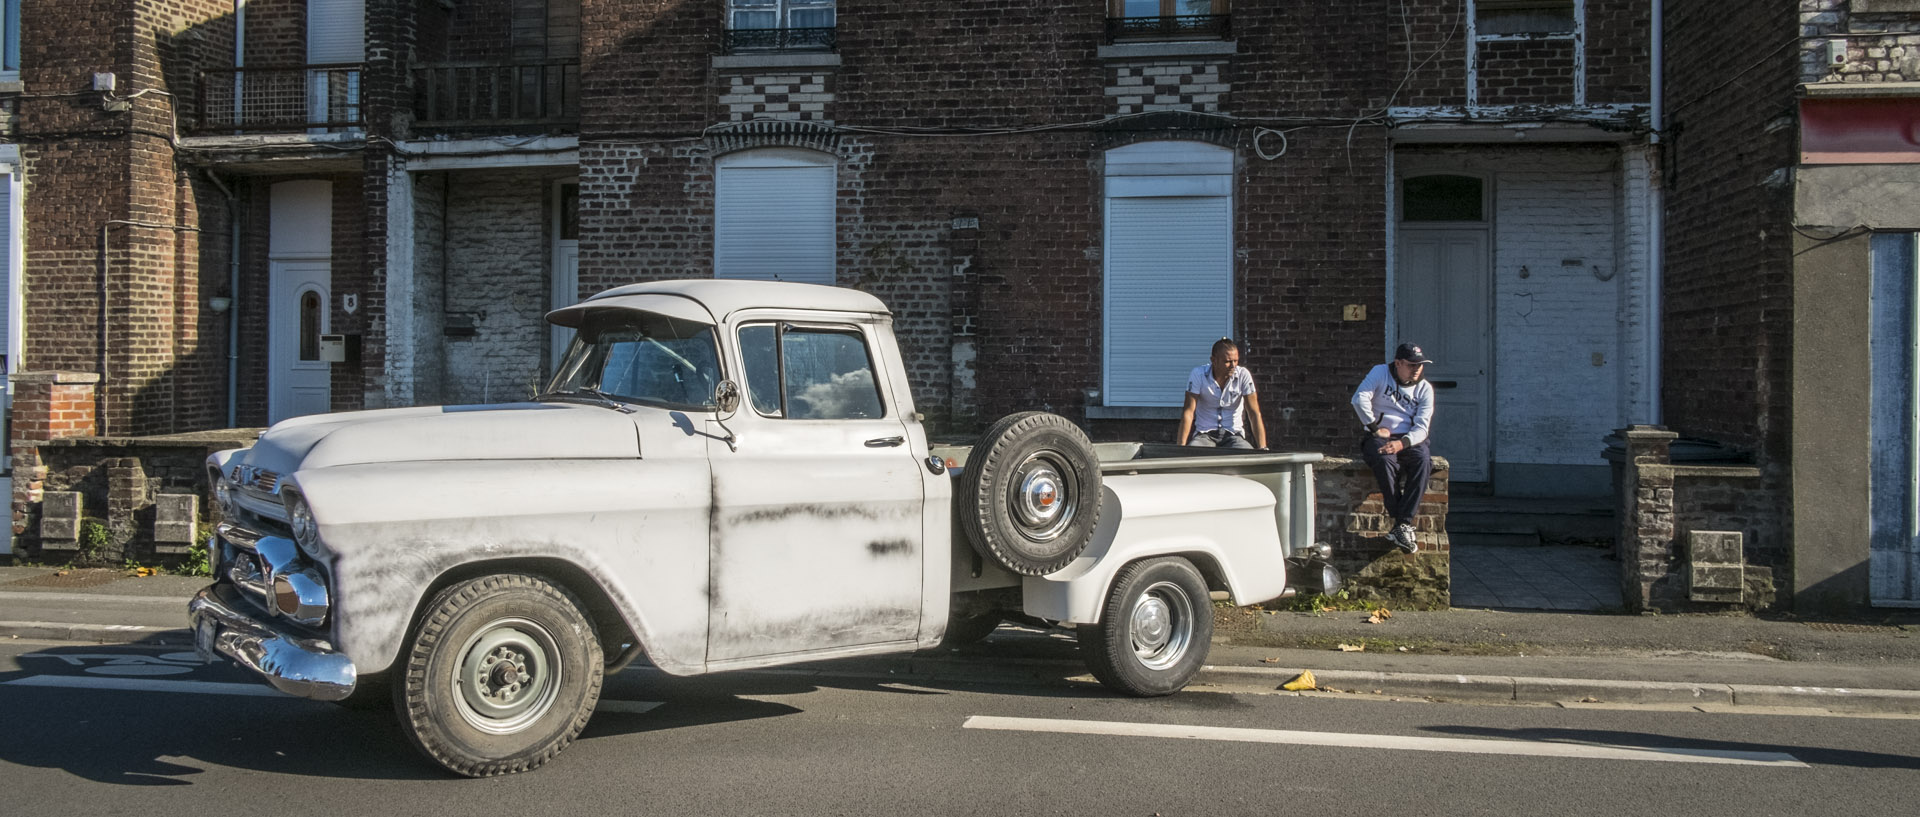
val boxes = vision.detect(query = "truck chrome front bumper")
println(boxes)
[189,582,357,701]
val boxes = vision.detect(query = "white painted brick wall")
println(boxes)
[437,168,569,405]
[1489,147,1628,466]
[1106,60,1228,115]
[410,175,449,405]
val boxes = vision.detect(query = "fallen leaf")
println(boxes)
[1397,646,1410,652]
[1259,657,1281,664]
[1377,608,1393,620]
[1336,643,1365,652]
[1281,670,1318,691]
[55,570,70,577]
[1579,696,1600,703]
[1366,612,1383,624]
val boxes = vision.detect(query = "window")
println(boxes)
[2,0,19,76]
[715,149,836,284]
[1107,0,1231,42]
[727,0,836,51]
[1402,175,1486,222]
[1102,141,1234,407]
[1475,0,1575,36]
[739,323,885,420]
[298,291,322,361]
[548,311,723,409]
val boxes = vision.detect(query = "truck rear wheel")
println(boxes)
[1080,557,1212,697]
[396,573,604,777]
[957,411,1104,576]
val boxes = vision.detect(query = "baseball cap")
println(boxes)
[1394,343,1435,364]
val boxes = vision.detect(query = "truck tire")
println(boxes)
[1080,557,1213,697]
[957,411,1104,576]
[395,573,604,777]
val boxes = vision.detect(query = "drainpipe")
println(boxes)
[99,220,203,437]
[203,170,241,428]
[1648,0,1665,425]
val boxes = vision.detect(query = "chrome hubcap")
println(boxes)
[1129,581,1193,671]
[454,618,561,735]
[1009,453,1076,549]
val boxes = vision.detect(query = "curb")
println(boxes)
[1201,664,1920,714]
[4,621,1917,715]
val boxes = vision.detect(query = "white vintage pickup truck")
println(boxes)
[190,279,1336,776]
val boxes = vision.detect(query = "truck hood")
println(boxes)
[239,403,643,476]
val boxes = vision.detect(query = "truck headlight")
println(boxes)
[213,481,235,518]
[286,493,329,560]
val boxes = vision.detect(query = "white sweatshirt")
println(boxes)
[1350,364,1434,446]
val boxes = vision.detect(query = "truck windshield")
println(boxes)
[545,310,722,409]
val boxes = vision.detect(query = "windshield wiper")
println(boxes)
[536,387,636,414]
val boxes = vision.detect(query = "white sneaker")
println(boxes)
[1391,524,1418,553]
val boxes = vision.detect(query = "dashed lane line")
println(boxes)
[962,715,1808,768]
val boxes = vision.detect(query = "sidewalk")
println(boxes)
[3,565,1918,713]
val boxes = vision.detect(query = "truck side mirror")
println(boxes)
[714,380,741,416]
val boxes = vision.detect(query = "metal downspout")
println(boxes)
[1648,0,1665,425]
[203,170,241,428]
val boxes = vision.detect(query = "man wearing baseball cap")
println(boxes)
[1350,343,1437,554]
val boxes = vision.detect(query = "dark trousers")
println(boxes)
[1361,437,1432,526]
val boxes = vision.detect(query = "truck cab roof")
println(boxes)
[548,279,892,329]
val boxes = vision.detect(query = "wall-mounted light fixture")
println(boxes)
[208,296,233,314]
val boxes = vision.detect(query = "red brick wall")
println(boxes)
[243,0,307,67]
[1661,1,1799,463]
[1477,38,1577,105]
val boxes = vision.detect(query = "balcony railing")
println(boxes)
[412,61,581,130]
[723,27,837,54]
[196,64,363,133]
[1105,14,1232,43]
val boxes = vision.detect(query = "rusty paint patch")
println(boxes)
[867,539,914,557]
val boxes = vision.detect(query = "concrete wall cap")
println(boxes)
[10,372,102,385]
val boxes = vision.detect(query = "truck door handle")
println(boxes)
[865,436,905,448]
[1431,381,1458,389]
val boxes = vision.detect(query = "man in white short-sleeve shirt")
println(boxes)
[1177,338,1267,450]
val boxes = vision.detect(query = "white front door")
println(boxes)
[1398,228,1492,481]
[269,260,331,423]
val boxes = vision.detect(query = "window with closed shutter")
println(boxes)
[1103,141,1234,407]
[715,149,836,285]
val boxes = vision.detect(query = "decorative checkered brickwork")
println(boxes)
[720,73,834,122]
[1106,60,1229,115]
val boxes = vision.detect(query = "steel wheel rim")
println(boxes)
[452,617,562,735]
[1007,451,1076,549]
[1129,581,1193,671]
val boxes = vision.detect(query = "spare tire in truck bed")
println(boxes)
[956,412,1104,576]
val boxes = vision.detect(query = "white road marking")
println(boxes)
[963,716,1808,768]
[5,674,667,715]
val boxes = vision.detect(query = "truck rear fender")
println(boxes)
[1019,473,1290,624]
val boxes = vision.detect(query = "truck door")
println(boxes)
[705,317,926,662]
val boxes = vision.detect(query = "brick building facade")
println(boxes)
[1658,0,1920,611]
[25,2,1906,613]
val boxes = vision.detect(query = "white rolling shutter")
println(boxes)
[1102,141,1234,407]
[715,150,836,285]
[308,0,366,63]
[0,176,11,359]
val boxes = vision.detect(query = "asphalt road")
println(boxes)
[2,639,1916,817]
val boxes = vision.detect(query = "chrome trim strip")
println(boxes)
[189,585,356,701]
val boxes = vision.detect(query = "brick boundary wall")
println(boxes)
[1609,425,1778,613]
[9,372,100,550]
[1316,455,1451,609]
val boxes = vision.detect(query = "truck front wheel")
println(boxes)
[396,573,604,777]
[1080,557,1213,697]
